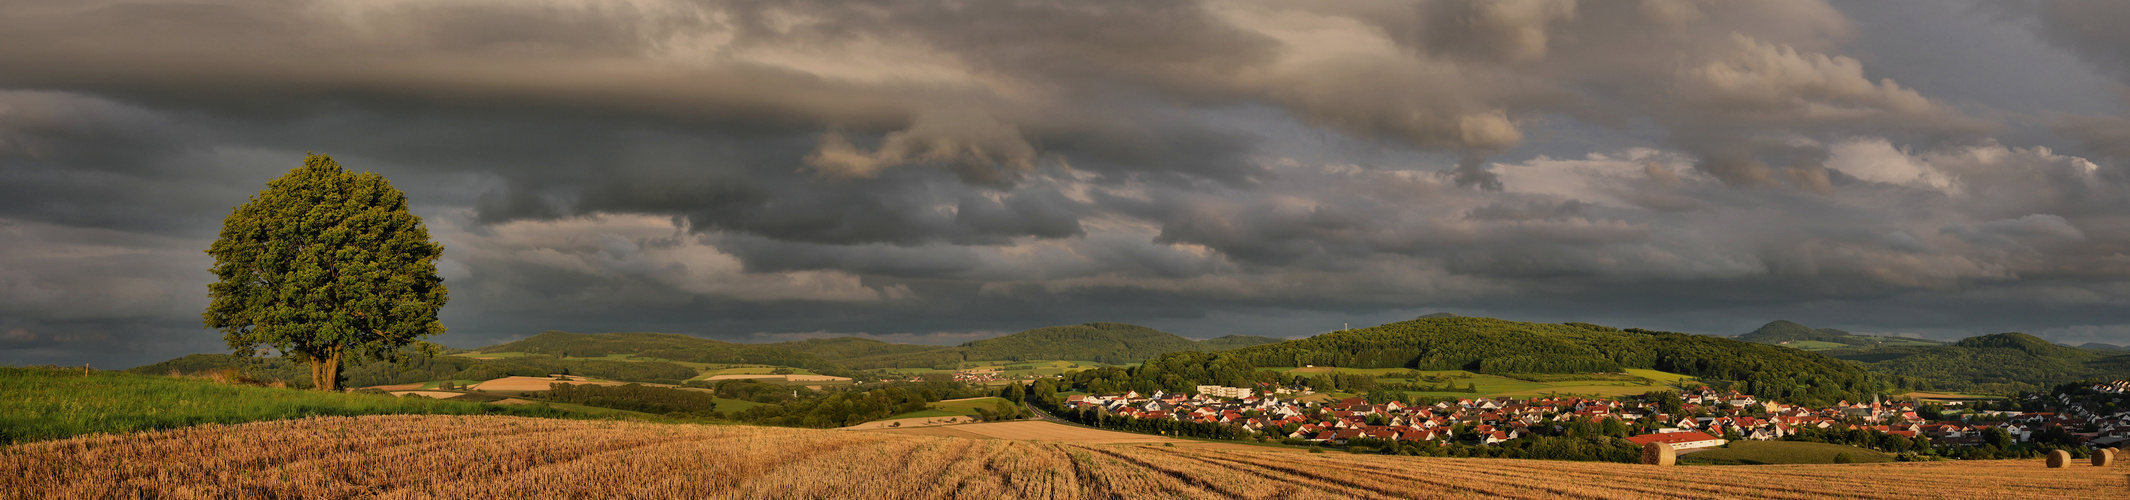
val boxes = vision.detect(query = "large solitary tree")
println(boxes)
[205,154,449,391]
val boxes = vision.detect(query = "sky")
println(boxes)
[7,0,2130,368]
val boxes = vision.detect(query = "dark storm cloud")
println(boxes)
[6,0,2130,367]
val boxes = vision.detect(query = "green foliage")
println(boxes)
[204,154,448,391]
[737,386,955,427]
[0,366,569,445]
[1059,351,1276,395]
[1224,316,1886,406]
[1643,390,1685,416]
[1227,317,1624,372]
[533,383,720,416]
[1682,440,1893,465]
[1826,332,2130,393]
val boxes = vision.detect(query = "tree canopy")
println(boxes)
[204,154,448,391]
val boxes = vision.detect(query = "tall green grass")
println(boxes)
[1679,440,1894,465]
[0,366,576,445]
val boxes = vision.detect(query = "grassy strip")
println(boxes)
[0,366,640,445]
[1679,440,1894,465]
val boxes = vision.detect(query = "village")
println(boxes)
[1058,381,2130,452]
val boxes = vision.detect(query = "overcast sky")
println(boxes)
[7,0,2130,368]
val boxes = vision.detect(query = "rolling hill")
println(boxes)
[1220,316,1890,406]
[477,331,846,373]
[955,323,1203,363]
[1821,332,2130,393]
[462,324,1288,371]
[1736,320,1942,350]
[838,323,1282,369]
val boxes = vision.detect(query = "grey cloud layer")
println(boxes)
[4,0,2130,367]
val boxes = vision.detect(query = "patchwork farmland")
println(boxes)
[2,415,2114,499]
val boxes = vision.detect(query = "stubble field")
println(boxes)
[1,415,2116,499]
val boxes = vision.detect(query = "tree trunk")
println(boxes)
[321,348,344,392]
[307,347,345,392]
[308,356,326,391]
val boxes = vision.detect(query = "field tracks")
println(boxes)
[1,415,2119,499]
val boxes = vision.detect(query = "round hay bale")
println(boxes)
[1641,442,1676,466]
[2047,450,2071,468]
[2094,448,2116,467]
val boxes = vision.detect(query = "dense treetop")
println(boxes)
[203,154,448,391]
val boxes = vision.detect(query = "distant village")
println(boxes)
[1058,381,2130,451]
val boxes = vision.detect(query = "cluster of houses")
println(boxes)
[1061,385,2130,449]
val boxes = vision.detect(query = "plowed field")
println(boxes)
[1,415,2113,499]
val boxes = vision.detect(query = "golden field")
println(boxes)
[0,415,2117,499]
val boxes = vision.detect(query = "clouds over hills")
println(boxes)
[3,0,2130,365]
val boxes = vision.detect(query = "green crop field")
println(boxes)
[1491,384,1667,398]
[1780,340,1851,350]
[1680,441,1894,465]
[1622,369,1695,384]
[0,366,578,444]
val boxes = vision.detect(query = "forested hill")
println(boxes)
[1224,316,1891,406]
[1820,332,2130,393]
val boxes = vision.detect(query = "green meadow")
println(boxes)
[0,366,583,444]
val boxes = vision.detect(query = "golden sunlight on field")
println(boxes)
[869,420,1180,444]
[0,415,2116,499]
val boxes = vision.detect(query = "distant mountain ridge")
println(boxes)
[1735,320,1941,349]
[469,323,1287,371]
[1804,327,2130,393]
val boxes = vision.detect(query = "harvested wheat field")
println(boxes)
[1,415,2115,500]
[836,416,977,430]
[870,420,1179,444]
[465,376,626,392]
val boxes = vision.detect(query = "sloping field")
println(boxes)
[870,420,1178,444]
[1,415,2114,499]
